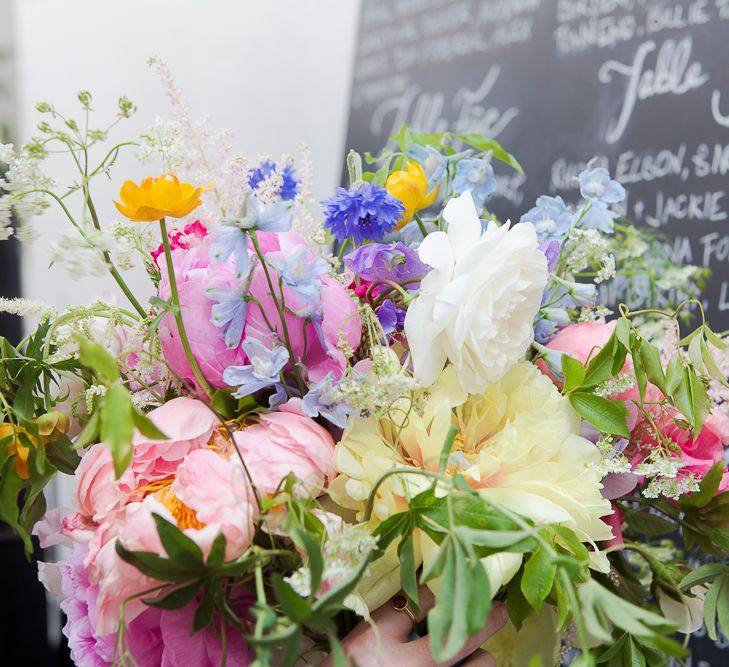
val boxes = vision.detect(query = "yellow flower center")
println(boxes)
[129,477,205,531]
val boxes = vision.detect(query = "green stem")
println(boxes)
[159,217,213,399]
[413,212,428,239]
[336,238,351,263]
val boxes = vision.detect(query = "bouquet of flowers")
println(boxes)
[1,64,728,667]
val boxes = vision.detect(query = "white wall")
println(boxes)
[13,0,361,307]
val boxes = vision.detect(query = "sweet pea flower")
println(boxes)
[233,398,335,496]
[343,241,427,286]
[377,299,406,335]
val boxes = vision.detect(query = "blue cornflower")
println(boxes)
[302,374,354,429]
[520,195,573,243]
[223,339,289,402]
[322,183,404,244]
[273,246,330,300]
[579,205,618,234]
[248,160,299,201]
[579,168,625,208]
[406,145,446,192]
[452,158,497,208]
[207,285,248,349]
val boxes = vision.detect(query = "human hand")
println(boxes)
[320,587,507,667]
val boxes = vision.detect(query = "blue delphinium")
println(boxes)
[452,158,497,208]
[579,168,625,208]
[211,194,294,279]
[521,195,573,243]
[248,160,299,201]
[322,183,404,244]
[534,318,558,345]
[207,285,248,349]
[406,145,446,191]
[579,204,618,234]
[223,339,289,404]
[274,246,330,300]
[302,374,354,429]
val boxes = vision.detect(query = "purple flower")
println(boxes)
[322,183,404,244]
[377,299,406,334]
[344,242,427,285]
[249,160,299,201]
[302,374,354,429]
[537,240,560,273]
[534,318,558,345]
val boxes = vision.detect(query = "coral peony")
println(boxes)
[233,398,335,496]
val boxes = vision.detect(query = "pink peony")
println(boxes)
[242,251,361,384]
[233,398,335,496]
[130,397,219,486]
[158,236,248,396]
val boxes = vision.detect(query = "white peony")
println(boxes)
[404,191,548,394]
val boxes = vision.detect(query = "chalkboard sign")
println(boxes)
[344,0,729,332]
[344,1,729,663]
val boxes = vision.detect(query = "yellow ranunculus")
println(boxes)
[329,362,614,612]
[385,162,438,229]
[0,423,41,480]
[113,173,207,222]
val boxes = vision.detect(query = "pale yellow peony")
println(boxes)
[328,361,614,607]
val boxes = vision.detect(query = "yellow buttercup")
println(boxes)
[385,161,438,229]
[114,173,207,222]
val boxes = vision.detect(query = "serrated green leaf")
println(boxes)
[273,575,311,622]
[664,356,683,395]
[207,533,227,570]
[582,334,618,388]
[397,533,420,616]
[705,327,727,350]
[688,334,705,373]
[569,392,630,437]
[679,563,728,590]
[704,577,721,641]
[701,338,729,388]
[45,434,81,474]
[615,318,631,349]
[192,580,216,632]
[114,541,200,582]
[100,384,134,478]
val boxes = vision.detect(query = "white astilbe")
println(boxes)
[49,230,109,279]
[149,57,249,220]
[0,297,56,319]
[294,143,327,246]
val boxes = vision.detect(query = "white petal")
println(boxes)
[443,191,482,258]
[404,296,447,386]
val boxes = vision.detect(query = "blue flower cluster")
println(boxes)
[322,183,404,244]
[248,160,299,201]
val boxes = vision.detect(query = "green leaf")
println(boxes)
[552,525,590,564]
[152,513,204,568]
[115,541,201,582]
[639,342,666,393]
[144,581,201,610]
[73,410,100,450]
[679,563,728,590]
[290,526,324,598]
[623,509,675,537]
[716,576,729,640]
[273,575,311,622]
[451,133,524,173]
[680,461,725,508]
[45,434,81,474]
[569,392,630,437]
[438,425,458,474]
[506,572,531,630]
[561,355,586,394]
[664,356,683,395]
[521,545,556,611]
[705,327,727,350]
[688,334,704,372]
[397,533,420,616]
[688,370,710,436]
[701,338,729,388]
[582,334,617,388]
[372,511,410,552]
[704,576,721,641]
[131,410,167,440]
[192,580,216,632]
[0,456,32,553]
[99,384,134,478]
[78,339,120,384]
[207,533,227,570]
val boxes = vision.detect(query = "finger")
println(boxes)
[461,649,496,667]
[411,601,509,666]
[371,586,437,640]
